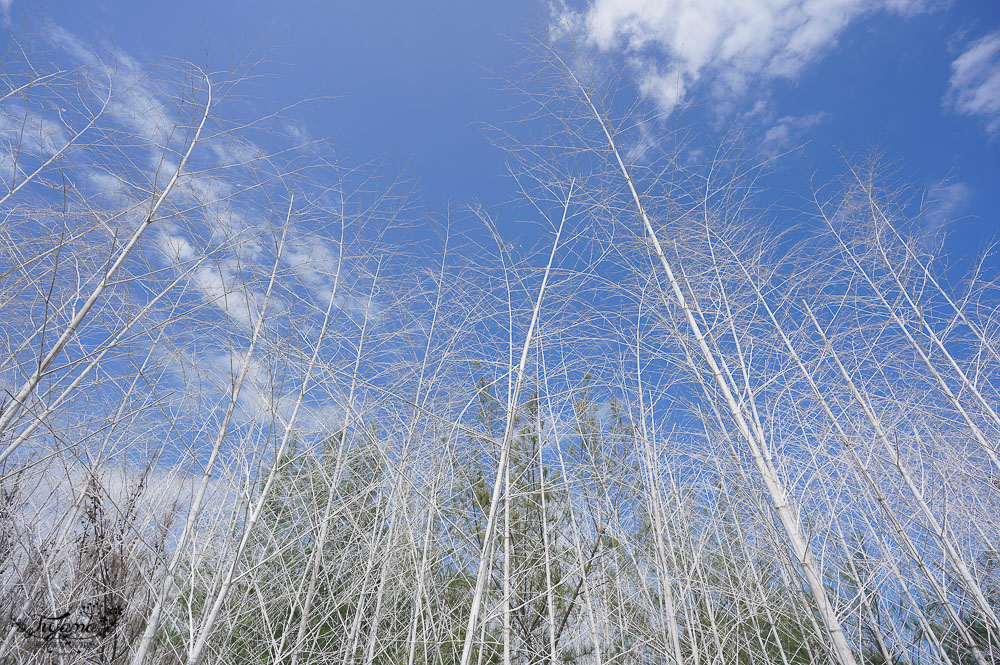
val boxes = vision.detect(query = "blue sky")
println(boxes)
[5,0,1000,269]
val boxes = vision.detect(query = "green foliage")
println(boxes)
[919,550,1000,665]
[166,374,997,665]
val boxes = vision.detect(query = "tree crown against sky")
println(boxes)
[1,2,999,665]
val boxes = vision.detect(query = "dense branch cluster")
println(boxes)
[0,28,997,665]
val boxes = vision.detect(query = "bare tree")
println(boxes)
[1,22,998,665]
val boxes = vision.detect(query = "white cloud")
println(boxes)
[624,118,663,163]
[0,102,71,155]
[283,121,313,147]
[157,229,197,263]
[945,30,1000,135]
[45,22,186,150]
[0,104,72,192]
[922,179,971,235]
[192,263,266,325]
[283,235,340,288]
[555,0,927,114]
[762,112,828,150]
[86,169,127,200]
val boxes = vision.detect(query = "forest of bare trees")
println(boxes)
[1,20,998,665]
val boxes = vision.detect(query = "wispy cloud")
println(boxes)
[0,100,71,187]
[554,0,927,115]
[922,179,972,235]
[283,121,313,147]
[945,30,1000,135]
[762,112,829,151]
[46,23,178,147]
